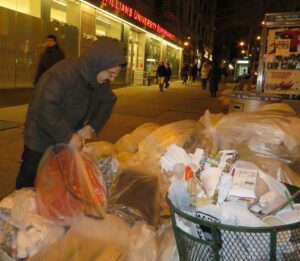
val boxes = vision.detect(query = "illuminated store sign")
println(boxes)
[101,0,175,40]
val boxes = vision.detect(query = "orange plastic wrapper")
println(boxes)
[35,144,107,226]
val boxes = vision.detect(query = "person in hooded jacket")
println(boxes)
[16,36,127,189]
[156,61,167,92]
[34,34,65,84]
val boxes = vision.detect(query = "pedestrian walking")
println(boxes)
[34,34,65,84]
[220,66,228,84]
[164,63,172,88]
[200,62,210,90]
[16,36,127,189]
[181,63,189,85]
[209,61,221,97]
[187,63,197,86]
[187,64,193,86]
[156,61,167,92]
[191,63,198,82]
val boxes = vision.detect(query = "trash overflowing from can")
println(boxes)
[1,103,300,260]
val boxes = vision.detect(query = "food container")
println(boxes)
[166,184,300,261]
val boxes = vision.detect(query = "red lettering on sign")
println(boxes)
[102,0,175,40]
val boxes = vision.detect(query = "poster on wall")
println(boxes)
[264,27,300,94]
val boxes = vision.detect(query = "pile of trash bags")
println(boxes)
[1,102,300,260]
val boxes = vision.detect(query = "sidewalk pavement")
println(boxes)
[0,80,228,199]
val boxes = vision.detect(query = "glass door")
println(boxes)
[127,30,139,85]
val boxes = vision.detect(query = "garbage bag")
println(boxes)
[157,223,180,261]
[115,122,160,153]
[108,168,160,228]
[0,190,64,260]
[29,217,127,261]
[203,109,300,164]
[240,154,300,187]
[137,120,200,165]
[83,141,119,190]
[36,144,107,226]
[257,103,296,114]
[29,215,157,261]
[82,141,116,162]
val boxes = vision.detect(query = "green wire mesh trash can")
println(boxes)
[166,184,300,261]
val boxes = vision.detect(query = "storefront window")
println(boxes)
[0,0,79,89]
[40,0,80,29]
[95,11,122,40]
[166,45,180,78]
[145,36,160,74]
[0,0,41,18]
[51,8,66,22]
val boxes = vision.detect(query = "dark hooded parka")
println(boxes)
[24,37,127,153]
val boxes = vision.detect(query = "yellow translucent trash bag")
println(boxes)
[36,144,107,226]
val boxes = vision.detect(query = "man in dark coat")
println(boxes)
[16,37,127,189]
[164,63,172,88]
[156,61,167,92]
[34,34,65,84]
[209,61,222,97]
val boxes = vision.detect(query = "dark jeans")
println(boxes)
[164,76,170,88]
[210,77,219,97]
[201,78,207,89]
[16,146,44,189]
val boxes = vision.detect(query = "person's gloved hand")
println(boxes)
[69,133,84,150]
[77,125,95,139]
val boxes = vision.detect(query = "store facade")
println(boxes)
[0,0,182,89]
[79,0,183,86]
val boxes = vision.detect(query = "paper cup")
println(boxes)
[262,215,291,244]
[262,215,285,226]
[276,205,300,225]
[200,167,222,197]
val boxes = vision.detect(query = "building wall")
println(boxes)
[0,1,79,89]
[142,0,216,64]
[0,0,182,89]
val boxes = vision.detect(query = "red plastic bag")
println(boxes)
[36,144,107,226]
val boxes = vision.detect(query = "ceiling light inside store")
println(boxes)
[96,30,105,36]
[96,17,111,25]
[52,0,67,6]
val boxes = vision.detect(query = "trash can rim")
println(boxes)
[230,92,282,101]
[166,194,300,232]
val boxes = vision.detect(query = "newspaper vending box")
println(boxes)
[257,12,300,97]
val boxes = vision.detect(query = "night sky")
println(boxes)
[215,0,300,60]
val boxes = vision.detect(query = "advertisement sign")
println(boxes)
[264,27,300,94]
[257,12,300,94]
[100,0,175,41]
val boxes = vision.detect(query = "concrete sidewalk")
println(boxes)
[0,80,226,199]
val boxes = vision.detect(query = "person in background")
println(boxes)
[156,61,167,92]
[200,62,210,90]
[181,63,189,85]
[187,64,193,86]
[34,34,65,84]
[16,37,127,189]
[164,63,172,88]
[209,61,221,97]
[191,63,198,82]
[220,66,228,84]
